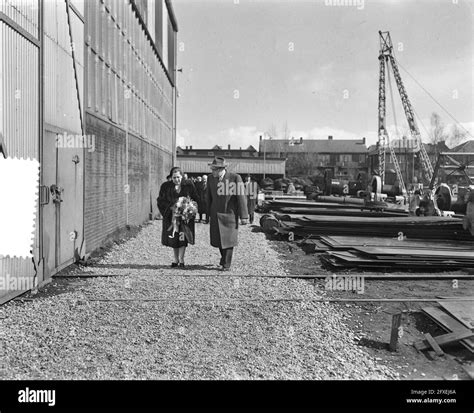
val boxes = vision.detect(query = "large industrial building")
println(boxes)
[0,0,178,304]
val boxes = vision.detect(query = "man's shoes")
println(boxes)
[178,263,185,268]
[220,266,230,272]
[171,262,178,268]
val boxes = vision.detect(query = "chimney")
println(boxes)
[328,135,333,140]
[259,135,263,141]
[300,137,303,143]
[362,137,366,144]
[190,145,193,150]
[185,146,189,150]
[228,144,231,150]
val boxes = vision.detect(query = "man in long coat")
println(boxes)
[206,157,248,271]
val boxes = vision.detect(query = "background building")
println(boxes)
[260,136,368,179]
[367,139,451,185]
[176,144,285,179]
[451,140,474,167]
[0,0,178,304]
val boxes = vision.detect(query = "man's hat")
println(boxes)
[208,156,228,169]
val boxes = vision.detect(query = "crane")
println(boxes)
[377,31,434,192]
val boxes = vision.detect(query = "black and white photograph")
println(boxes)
[0,0,473,410]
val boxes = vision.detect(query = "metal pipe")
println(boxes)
[38,0,44,271]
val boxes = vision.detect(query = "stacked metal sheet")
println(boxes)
[273,215,474,241]
[297,236,474,271]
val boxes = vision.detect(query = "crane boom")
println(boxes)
[377,31,434,187]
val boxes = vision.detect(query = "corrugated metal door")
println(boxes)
[42,0,84,275]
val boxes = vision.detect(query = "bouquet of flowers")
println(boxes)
[168,196,198,243]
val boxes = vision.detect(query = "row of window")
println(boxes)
[181,151,257,157]
[284,153,367,163]
[85,0,173,151]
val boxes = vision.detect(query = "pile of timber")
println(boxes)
[296,235,474,271]
[415,300,474,355]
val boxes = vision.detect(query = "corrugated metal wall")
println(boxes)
[84,0,175,253]
[0,22,39,158]
[0,0,39,38]
[0,1,40,303]
[43,0,82,134]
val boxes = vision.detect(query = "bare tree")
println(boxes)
[281,121,290,140]
[429,112,447,143]
[266,124,278,139]
[447,123,468,149]
[428,112,448,159]
[286,152,315,176]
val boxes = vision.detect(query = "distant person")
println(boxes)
[245,175,258,224]
[287,182,296,195]
[463,189,474,235]
[195,175,209,223]
[408,188,421,216]
[206,157,248,271]
[417,192,438,216]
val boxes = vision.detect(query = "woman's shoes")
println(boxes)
[171,262,185,268]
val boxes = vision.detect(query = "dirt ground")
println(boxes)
[267,231,474,380]
[14,221,473,380]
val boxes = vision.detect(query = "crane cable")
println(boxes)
[392,56,473,139]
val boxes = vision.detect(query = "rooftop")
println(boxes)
[259,136,367,154]
[451,139,474,153]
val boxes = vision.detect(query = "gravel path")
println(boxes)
[0,215,398,379]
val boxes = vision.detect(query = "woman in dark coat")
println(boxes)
[157,167,199,267]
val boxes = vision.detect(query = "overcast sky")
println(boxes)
[172,0,473,149]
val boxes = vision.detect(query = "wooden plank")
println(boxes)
[389,313,402,352]
[463,363,474,380]
[414,329,474,351]
[424,333,445,356]
[421,307,474,351]
[438,302,474,329]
